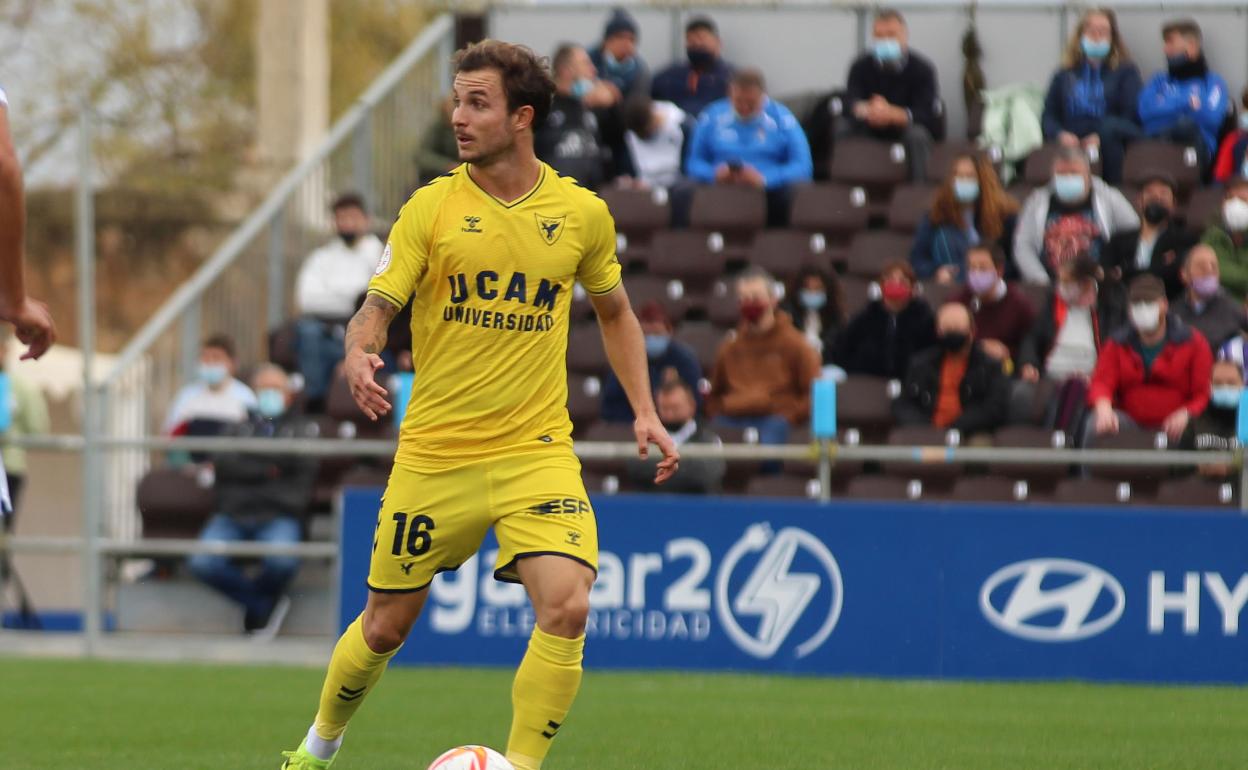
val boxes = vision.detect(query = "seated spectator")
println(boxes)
[626,374,725,494]
[651,16,733,119]
[1138,18,1229,174]
[911,153,1018,283]
[1042,8,1142,184]
[687,68,813,227]
[588,9,650,179]
[952,244,1036,367]
[1213,87,1248,183]
[1200,176,1248,301]
[621,97,686,190]
[780,265,847,366]
[187,364,318,638]
[893,302,1009,437]
[163,333,256,434]
[415,96,459,183]
[1014,146,1138,284]
[706,267,821,446]
[1174,244,1244,353]
[601,301,702,423]
[536,43,617,189]
[1087,274,1212,443]
[0,328,49,526]
[833,261,936,379]
[1178,359,1242,479]
[842,8,941,181]
[294,193,384,406]
[1102,172,1197,300]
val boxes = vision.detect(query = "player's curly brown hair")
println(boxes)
[453,40,555,131]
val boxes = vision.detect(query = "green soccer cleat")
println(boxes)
[280,740,336,769]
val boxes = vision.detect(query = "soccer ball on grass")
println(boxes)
[426,745,514,770]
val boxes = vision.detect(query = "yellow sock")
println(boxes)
[505,626,585,770]
[311,614,400,741]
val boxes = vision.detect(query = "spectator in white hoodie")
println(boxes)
[294,192,384,405]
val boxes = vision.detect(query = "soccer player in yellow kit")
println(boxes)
[280,41,679,770]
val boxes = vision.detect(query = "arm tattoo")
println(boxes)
[346,294,400,355]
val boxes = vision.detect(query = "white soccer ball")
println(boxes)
[426,745,514,770]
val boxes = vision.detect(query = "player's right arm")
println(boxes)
[344,295,399,421]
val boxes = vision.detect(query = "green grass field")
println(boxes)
[3,657,1246,769]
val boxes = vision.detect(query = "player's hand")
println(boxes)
[345,349,390,421]
[3,297,56,360]
[634,411,680,485]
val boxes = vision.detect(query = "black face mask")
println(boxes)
[687,47,715,69]
[1167,53,1208,81]
[938,332,970,352]
[1142,202,1171,225]
[661,419,688,433]
[338,231,359,247]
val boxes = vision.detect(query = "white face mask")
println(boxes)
[1224,198,1248,231]
[1130,301,1162,333]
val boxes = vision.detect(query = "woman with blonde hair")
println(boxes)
[910,153,1019,284]
[1041,7,1142,184]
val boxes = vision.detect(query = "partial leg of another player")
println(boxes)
[506,555,595,770]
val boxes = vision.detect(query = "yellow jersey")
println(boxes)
[368,162,621,471]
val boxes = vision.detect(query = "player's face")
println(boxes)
[452,68,521,166]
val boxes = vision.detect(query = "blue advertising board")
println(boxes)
[339,489,1248,684]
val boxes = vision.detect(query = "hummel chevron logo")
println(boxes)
[336,685,366,702]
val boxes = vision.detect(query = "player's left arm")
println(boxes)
[589,285,680,484]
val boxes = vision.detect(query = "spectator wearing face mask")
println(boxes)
[706,267,821,446]
[780,265,847,366]
[1138,19,1230,174]
[842,8,942,182]
[1102,172,1197,301]
[626,374,725,494]
[651,17,733,119]
[910,153,1018,283]
[588,9,651,179]
[1174,244,1243,354]
[1178,360,1243,479]
[952,244,1035,368]
[893,302,1009,437]
[536,43,618,189]
[1213,87,1248,184]
[600,301,702,423]
[163,334,257,434]
[833,261,936,379]
[1200,176,1248,301]
[294,193,384,406]
[1041,8,1142,185]
[1088,274,1212,444]
[1013,146,1138,284]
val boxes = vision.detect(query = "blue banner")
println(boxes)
[339,490,1248,683]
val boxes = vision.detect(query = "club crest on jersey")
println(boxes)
[535,213,566,245]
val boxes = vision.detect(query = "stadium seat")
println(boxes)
[581,471,621,496]
[677,321,726,374]
[789,183,870,239]
[327,371,390,439]
[1051,477,1133,506]
[841,475,923,502]
[136,467,217,539]
[268,321,299,373]
[1123,140,1202,199]
[747,230,834,282]
[1152,476,1237,510]
[840,276,878,318]
[949,476,1031,504]
[746,474,821,500]
[836,375,897,439]
[845,231,914,278]
[567,323,609,375]
[713,424,761,492]
[925,141,1004,182]
[989,425,1070,488]
[1088,425,1169,490]
[623,274,692,321]
[578,422,635,475]
[830,137,909,201]
[690,185,767,244]
[648,230,730,288]
[706,282,741,328]
[920,279,961,310]
[600,187,671,269]
[881,425,962,488]
[1183,185,1224,230]
[570,283,596,323]
[1024,143,1103,186]
[566,374,602,433]
[887,184,936,233]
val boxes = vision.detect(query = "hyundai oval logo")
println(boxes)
[980,558,1125,642]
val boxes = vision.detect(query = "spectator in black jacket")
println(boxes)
[842,8,941,181]
[626,374,725,494]
[601,301,702,422]
[833,261,936,379]
[535,43,618,188]
[1174,243,1245,353]
[1101,172,1197,301]
[893,302,1009,437]
[588,9,651,179]
[781,265,846,365]
[187,364,318,639]
[651,16,733,119]
[1178,359,1242,479]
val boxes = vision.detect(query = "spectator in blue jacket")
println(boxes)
[1138,19,1230,174]
[1041,8,1143,184]
[601,301,703,423]
[911,152,1019,283]
[651,17,733,119]
[687,68,813,227]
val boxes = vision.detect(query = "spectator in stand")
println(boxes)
[687,68,813,228]
[1174,244,1244,353]
[780,265,847,366]
[188,364,318,639]
[707,267,821,446]
[893,302,1009,437]
[601,301,702,423]
[163,334,256,434]
[1138,19,1230,175]
[953,244,1036,368]
[911,153,1018,283]
[833,261,936,380]
[1178,359,1242,479]
[1213,87,1248,183]
[1102,172,1197,301]
[294,192,383,406]
[1087,274,1212,443]
[536,43,617,189]
[1013,146,1138,284]
[626,374,724,494]
[588,9,650,179]
[0,329,49,525]
[651,17,733,119]
[842,8,941,181]
[620,97,686,190]
[1200,176,1248,301]
[1041,8,1142,185]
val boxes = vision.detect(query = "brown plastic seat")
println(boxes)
[137,467,217,539]
[887,184,937,233]
[1052,478,1133,506]
[267,321,300,372]
[845,231,915,278]
[1183,185,1224,231]
[578,422,636,475]
[706,282,740,328]
[789,183,870,238]
[989,425,1070,486]
[600,187,671,268]
[841,475,923,502]
[1152,476,1238,510]
[1123,140,1202,199]
[690,185,767,239]
[566,374,602,430]
[836,375,896,435]
[840,276,877,318]
[648,230,730,287]
[949,476,1031,504]
[1088,425,1169,489]
[747,474,820,500]
[881,425,963,487]
[926,141,1004,182]
[748,230,834,282]
[831,137,909,192]
[677,321,726,374]
[1023,143,1103,186]
[920,279,961,311]
[566,323,608,375]
[624,274,691,321]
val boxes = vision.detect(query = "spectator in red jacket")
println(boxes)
[1087,274,1212,443]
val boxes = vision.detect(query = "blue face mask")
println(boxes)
[256,388,287,419]
[872,38,903,63]
[1081,36,1111,60]
[603,51,636,76]
[1053,173,1087,203]
[644,334,671,359]
[570,78,594,100]
[199,363,227,387]
[953,178,980,203]
[1211,386,1243,410]
[800,290,827,310]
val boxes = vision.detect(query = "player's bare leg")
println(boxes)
[506,555,595,770]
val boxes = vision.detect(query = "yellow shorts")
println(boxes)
[366,449,598,592]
